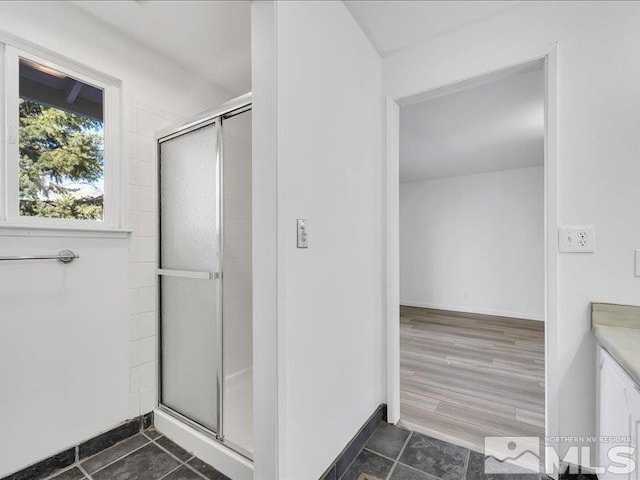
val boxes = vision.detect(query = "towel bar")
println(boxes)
[0,249,79,264]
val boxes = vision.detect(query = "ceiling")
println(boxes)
[399,66,544,183]
[344,0,520,56]
[70,1,251,95]
[69,1,522,95]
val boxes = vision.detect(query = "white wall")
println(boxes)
[400,166,544,320]
[384,1,640,464]
[252,1,384,478]
[251,2,279,477]
[0,2,233,476]
[0,1,232,117]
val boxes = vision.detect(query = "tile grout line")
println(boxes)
[393,461,443,480]
[38,423,226,480]
[150,436,191,464]
[461,444,471,480]
[156,463,184,480]
[338,433,376,480]
[80,433,198,480]
[40,464,81,480]
[77,463,92,480]
[384,432,413,480]
[362,447,397,463]
[80,429,218,480]
[82,436,151,477]
[149,435,218,480]
[57,416,150,479]
[43,433,144,480]
[152,436,220,480]
[30,417,152,480]
[183,461,218,480]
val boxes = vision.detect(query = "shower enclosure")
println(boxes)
[156,94,253,459]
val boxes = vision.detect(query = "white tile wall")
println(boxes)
[126,98,185,419]
[140,312,156,338]
[222,114,253,381]
[221,112,253,452]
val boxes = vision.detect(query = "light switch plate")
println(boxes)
[297,219,308,248]
[635,250,640,277]
[558,225,595,253]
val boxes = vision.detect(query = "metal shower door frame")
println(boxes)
[155,93,252,460]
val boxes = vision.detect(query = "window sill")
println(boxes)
[0,223,132,238]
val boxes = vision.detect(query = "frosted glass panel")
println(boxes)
[222,110,253,454]
[161,276,218,431]
[160,124,219,272]
[159,122,220,433]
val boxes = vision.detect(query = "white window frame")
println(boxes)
[0,38,127,236]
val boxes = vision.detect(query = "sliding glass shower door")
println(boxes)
[158,122,222,434]
[156,95,253,458]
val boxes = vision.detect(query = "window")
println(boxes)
[18,58,105,220]
[2,44,122,232]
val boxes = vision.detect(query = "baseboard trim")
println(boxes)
[400,301,545,322]
[319,404,387,480]
[1,412,153,480]
[559,462,599,479]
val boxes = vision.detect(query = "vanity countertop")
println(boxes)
[592,302,640,386]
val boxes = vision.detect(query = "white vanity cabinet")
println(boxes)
[597,345,640,480]
[627,383,640,480]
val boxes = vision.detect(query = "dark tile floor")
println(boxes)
[341,422,549,480]
[41,421,579,480]
[45,428,229,480]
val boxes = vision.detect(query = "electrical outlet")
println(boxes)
[558,225,595,253]
[635,250,640,277]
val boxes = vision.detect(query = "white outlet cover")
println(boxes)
[558,225,595,253]
[635,250,640,277]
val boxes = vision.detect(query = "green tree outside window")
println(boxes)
[18,98,104,220]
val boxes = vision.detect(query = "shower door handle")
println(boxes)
[157,268,220,280]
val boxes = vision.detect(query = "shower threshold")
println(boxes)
[154,409,253,480]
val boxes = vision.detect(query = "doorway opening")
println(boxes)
[393,59,547,456]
